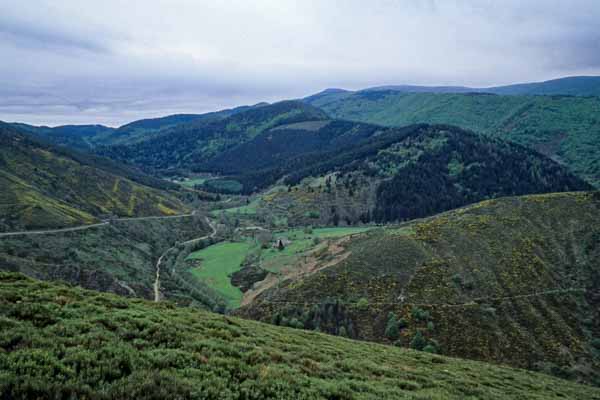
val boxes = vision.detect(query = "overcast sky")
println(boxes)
[1,0,599,126]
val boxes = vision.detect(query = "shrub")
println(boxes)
[423,344,438,354]
[411,307,431,322]
[385,313,400,340]
[410,331,427,351]
[356,298,369,310]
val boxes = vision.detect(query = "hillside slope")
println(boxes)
[305,91,600,186]
[0,124,188,231]
[238,191,600,385]
[1,272,598,399]
[0,215,226,310]
[244,124,591,225]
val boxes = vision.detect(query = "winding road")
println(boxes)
[0,222,109,238]
[0,212,197,238]
[153,217,217,302]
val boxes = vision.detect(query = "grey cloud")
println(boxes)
[0,11,110,55]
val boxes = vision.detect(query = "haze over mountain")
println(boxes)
[311,76,600,97]
[2,1,600,125]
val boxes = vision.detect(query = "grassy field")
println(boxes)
[261,227,371,272]
[186,227,372,308]
[212,198,260,216]
[187,241,251,307]
[204,179,243,193]
[1,272,599,400]
[178,177,207,187]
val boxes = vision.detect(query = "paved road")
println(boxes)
[0,211,198,238]
[153,217,217,302]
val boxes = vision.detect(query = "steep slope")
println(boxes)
[0,123,188,231]
[238,191,600,385]
[304,91,600,186]
[1,272,598,400]
[243,125,591,225]
[98,101,329,172]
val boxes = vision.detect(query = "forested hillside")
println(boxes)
[99,101,328,172]
[0,123,188,231]
[1,272,598,399]
[238,191,600,385]
[305,91,600,186]
[242,125,591,225]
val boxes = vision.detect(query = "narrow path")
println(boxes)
[234,225,268,232]
[153,217,217,302]
[0,211,197,238]
[258,288,587,308]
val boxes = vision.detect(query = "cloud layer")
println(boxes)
[1,0,599,126]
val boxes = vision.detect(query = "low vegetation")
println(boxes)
[1,272,599,400]
[0,123,188,231]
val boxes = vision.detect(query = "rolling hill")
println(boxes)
[1,272,598,399]
[0,123,188,232]
[237,191,600,385]
[304,90,600,187]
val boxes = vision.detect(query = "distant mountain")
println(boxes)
[0,123,188,231]
[304,90,600,187]
[9,103,263,151]
[12,123,115,150]
[486,76,600,96]
[99,101,329,173]
[354,76,600,96]
[233,124,591,225]
[238,191,600,386]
